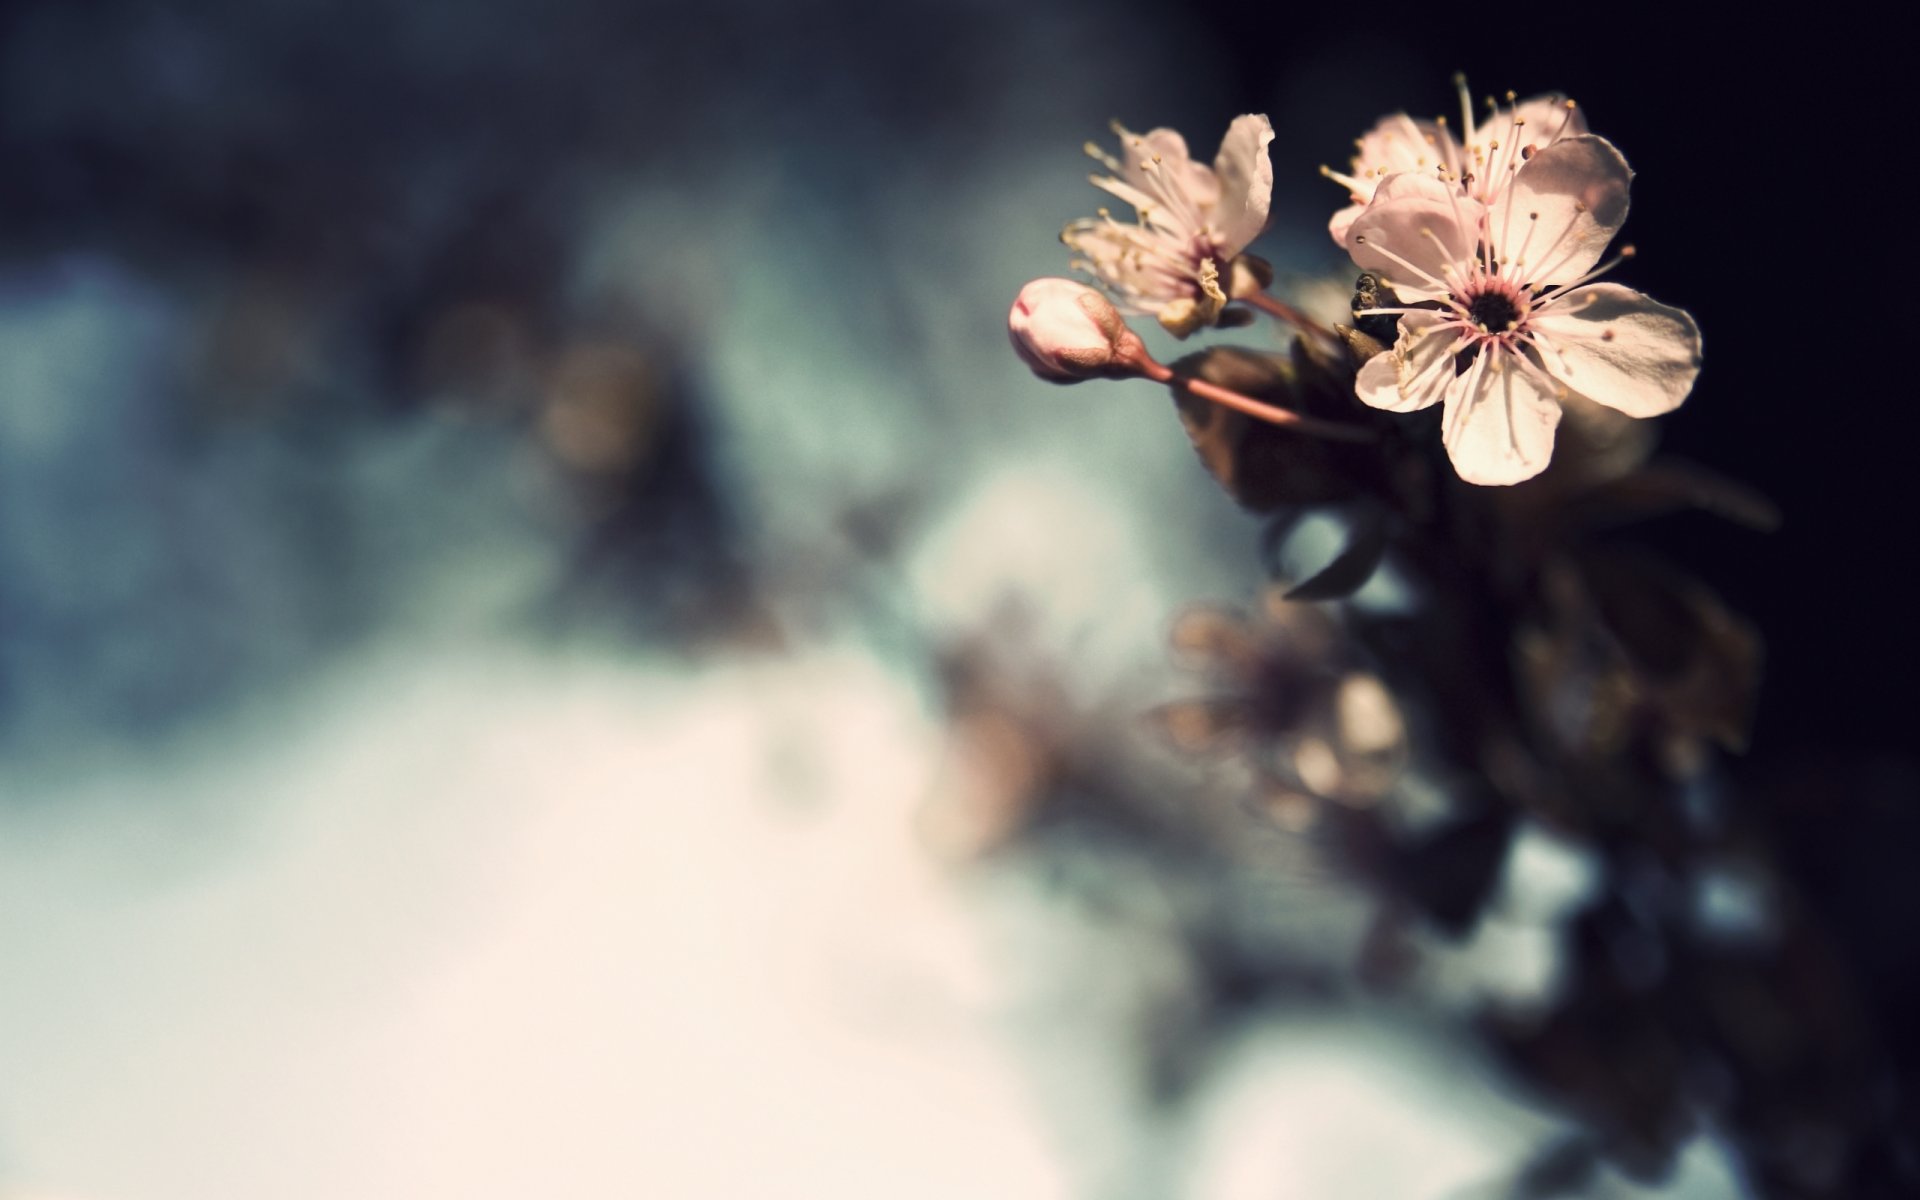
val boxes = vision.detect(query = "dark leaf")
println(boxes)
[1169,347,1367,509]
[1571,460,1782,533]
[1395,805,1515,936]
[1578,551,1701,677]
[1256,509,1308,578]
[1283,506,1389,601]
[1575,549,1764,751]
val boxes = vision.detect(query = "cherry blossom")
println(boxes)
[1007,277,1146,383]
[1324,80,1587,249]
[1062,115,1274,338]
[1346,137,1700,485]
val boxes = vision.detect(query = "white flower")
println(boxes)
[1347,136,1701,485]
[1324,113,1456,249]
[1007,277,1145,383]
[1325,80,1587,248]
[1062,115,1274,338]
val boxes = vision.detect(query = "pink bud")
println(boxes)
[1007,278,1146,383]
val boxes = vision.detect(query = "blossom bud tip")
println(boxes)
[1008,277,1145,384]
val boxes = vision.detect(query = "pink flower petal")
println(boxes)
[1468,95,1588,163]
[1347,174,1484,303]
[1356,310,1455,412]
[1357,113,1451,180]
[1530,283,1702,417]
[1088,174,1185,236]
[1116,126,1217,208]
[1328,202,1364,248]
[1441,351,1564,485]
[1490,135,1632,286]
[1209,114,1275,254]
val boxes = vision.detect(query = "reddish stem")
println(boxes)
[1134,357,1375,444]
[1242,289,1319,332]
[1244,289,1347,357]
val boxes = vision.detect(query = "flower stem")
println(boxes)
[1242,289,1348,361]
[1242,289,1320,332]
[1135,358,1376,443]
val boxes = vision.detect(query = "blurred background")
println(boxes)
[0,2,1906,1197]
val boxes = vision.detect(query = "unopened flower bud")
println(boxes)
[1008,278,1147,383]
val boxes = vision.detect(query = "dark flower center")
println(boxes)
[1468,290,1521,331]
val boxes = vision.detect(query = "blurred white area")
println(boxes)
[1178,1012,1555,1199]
[906,463,1187,696]
[0,639,1742,1200]
[1418,822,1603,1017]
[0,643,1069,1199]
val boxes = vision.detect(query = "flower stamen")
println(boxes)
[1350,233,1455,294]
[1534,245,1637,305]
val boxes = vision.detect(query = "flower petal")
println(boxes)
[1355,112,1452,181]
[1356,310,1455,412]
[1490,135,1632,285]
[1115,126,1214,203]
[1209,114,1275,253]
[1469,94,1587,156]
[1328,202,1364,248]
[1088,174,1189,237]
[1529,282,1702,417]
[1102,124,1222,243]
[1354,347,1402,410]
[1062,219,1187,310]
[1327,115,1454,248]
[1441,349,1564,485]
[1347,173,1484,302]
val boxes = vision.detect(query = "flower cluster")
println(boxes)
[1008,80,1702,487]
[1322,80,1588,248]
[997,86,1838,1200]
[1335,81,1701,484]
[1061,115,1275,338]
